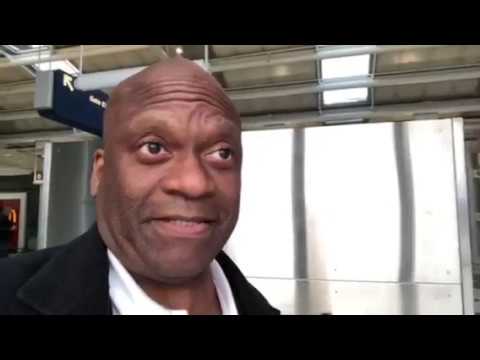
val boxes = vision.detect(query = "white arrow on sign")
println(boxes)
[63,74,75,92]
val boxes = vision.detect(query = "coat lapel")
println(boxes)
[16,225,111,315]
[216,251,280,315]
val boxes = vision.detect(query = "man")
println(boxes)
[0,57,280,315]
[0,207,15,259]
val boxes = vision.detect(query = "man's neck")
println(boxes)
[132,270,222,315]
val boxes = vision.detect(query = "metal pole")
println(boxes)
[37,142,52,250]
[79,45,84,74]
[204,45,210,71]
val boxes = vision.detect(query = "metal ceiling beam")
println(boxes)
[74,59,209,91]
[0,46,37,78]
[1,98,480,142]
[148,45,169,60]
[71,45,448,91]
[208,45,448,73]
[0,167,34,177]
[0,45,152,69]
[0,151,36,170]
[0,99,480,123]
[6,65,480,110]
[73,63,480,95]
[241,98,480,130]
[0,110,40,122]
[0,129,98,145]
[228,67,480,101]
[464,119,480,133]
[0,81,36,97]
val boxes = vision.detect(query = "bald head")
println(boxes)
[91,56,243,287]
[103,57,240,141]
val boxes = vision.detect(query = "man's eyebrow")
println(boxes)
[122,113,171,134]
[130,115,168,127]
[126,110,240,132]
[206,117,240,133]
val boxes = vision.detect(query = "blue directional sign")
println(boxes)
[34,70,109,137]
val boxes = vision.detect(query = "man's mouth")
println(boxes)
[147,216,217,238]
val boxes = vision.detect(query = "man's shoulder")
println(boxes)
[0,225,110,315]
[217,251,281,315]
[0,246,65,311]
[0,247,65,285]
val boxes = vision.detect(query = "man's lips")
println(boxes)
[145,215,217,238]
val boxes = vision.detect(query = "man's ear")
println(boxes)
[90,149,105,198]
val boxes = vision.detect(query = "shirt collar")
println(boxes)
[107,250,238,315]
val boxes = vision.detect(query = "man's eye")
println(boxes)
[141,142,167,155]
[212,148,233,161]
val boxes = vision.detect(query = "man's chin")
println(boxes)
[141,250,214,282]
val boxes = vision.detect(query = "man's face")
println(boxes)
[91,98,242,284]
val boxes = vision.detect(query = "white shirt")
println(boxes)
[107,250,238,315]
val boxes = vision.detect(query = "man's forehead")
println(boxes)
[104,57,240,136]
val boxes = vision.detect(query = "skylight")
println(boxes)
[3,45,50,54]
[1,45,79,75]
[33,60,79,75]
[322,54,370,79]
[321,54,370,106]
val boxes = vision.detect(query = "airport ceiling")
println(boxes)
[2,44,480,173]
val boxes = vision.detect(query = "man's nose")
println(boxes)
[160,154,216,199]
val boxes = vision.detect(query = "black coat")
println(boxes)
[0,224,280,315]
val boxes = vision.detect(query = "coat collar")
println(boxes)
[16,224,280,315]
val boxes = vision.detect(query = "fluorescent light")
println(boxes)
[323,88,368,105]
[322,54,370,79]
[33,60,79,75]
[323,118,365,125]
[321,54,370,105]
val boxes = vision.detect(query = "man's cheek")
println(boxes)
[222,174,241,203]
[114,161,147,198]
[218,183,241,219]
